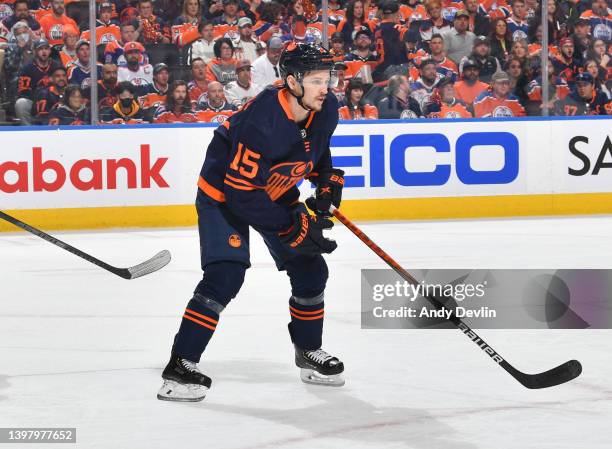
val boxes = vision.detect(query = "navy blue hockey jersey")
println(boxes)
[198,85,339,232]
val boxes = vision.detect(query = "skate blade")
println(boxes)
[300,368,345,387]
[157,380,208,402]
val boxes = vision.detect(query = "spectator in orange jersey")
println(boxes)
[206,37,238,84]
[188,57,209,107]
[104,20,143,66]
[189,21,216,62]
[423,76,473,117]
[454,57,490,106]
[38,0,78,47]
[154,80,198,123]
[80,2,121,46]
[338,78,379,119]
[58,24,79,67]
[473,70,526,117]
[99,81,147,123]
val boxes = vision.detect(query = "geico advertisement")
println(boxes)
[1,119,610,210]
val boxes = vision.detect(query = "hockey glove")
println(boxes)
[305,168,345,217]
[279,205,337,255]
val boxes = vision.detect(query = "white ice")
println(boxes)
[1,216,611,449]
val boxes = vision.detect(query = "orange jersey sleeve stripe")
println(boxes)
[225,174,263,188]
[198,176,226,202]
[185,308,219,325]
[224,179,256,191]
[183,314,217,331]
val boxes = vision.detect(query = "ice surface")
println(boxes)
[1,216,611,449]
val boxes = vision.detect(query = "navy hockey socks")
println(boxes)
[288,295,324,350]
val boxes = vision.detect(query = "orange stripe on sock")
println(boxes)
[289,305,324,316]
[183,314,217,331]
[185,308,218,325]
[290,312,324,321]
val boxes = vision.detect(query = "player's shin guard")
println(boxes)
[171,294,225,363]
[288,293,324,350]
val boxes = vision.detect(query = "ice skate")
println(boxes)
[157,355,212,402]
[295,347,345,387]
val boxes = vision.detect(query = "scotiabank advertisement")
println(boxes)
[0,117,610,213]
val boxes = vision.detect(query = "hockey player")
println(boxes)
[158,42,346,402]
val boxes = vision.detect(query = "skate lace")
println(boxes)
[306,349,333,364]
[179,358,200,373]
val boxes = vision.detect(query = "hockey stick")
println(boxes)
[331,206,582,389]
[0,210,171,280]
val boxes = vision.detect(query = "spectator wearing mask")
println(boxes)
[38,0,79,47]
[195,80,236,122]
[423,76,473,118]
[373,1,408,82]
[117,41,153,91]
[15,38,61,125]
[154,81,197,123]
[441,9,476,64]
[100,81,147,123]
[67,40,102,90]
[206,37,238,85]
[473,70,526,117]
[377,74,422,118]
[554,72,610,115]
[460,36,501,83]
[189,21,216,63]
[84,62,118,109]
[338,78,378,119]
[251,36,282,88]
[139,62,171,119]
[489,18,513,64]
[3,22,36,93]
[410,58,443,111]
[224,59,261,108]
[33,64,67,124]
[48,85,90,125]
[454,57,489,106]
[188,57,209,108]
[1,0,42,35]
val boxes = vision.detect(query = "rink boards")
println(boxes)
[0,116,611,231]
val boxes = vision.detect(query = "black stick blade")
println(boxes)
[510,359,582,389]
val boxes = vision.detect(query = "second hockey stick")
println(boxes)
[331,206,582,389]
[0,210,171,280]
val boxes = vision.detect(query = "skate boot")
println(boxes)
[295,347,345,387]
[157,355,212,402]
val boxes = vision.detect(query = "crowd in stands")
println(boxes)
[0,0,610,125]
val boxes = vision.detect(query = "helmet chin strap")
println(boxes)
[286,74,313,112]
